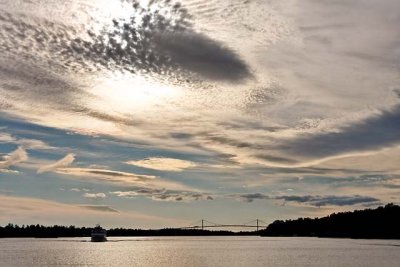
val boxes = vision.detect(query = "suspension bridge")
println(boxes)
[180,219,269,231]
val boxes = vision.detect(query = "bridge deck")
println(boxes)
[181,225,265,229]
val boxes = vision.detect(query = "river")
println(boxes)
[0,236,399,266]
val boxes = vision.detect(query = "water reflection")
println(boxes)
[1,237,400,267]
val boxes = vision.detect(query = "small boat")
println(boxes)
[91,224,107,242]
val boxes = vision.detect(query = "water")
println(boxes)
[0,237,399,266]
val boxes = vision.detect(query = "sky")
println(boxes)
[1,0,400,229]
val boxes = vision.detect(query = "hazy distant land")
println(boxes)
[1,204,399,239]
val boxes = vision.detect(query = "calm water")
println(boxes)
[0,237,399,266]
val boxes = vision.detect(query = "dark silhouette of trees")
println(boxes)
[0,224,92,238]
[0,224,258,238]
[260,203,400,239]
[2,204,398,238]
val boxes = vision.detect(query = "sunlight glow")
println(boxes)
[89,74,182,114]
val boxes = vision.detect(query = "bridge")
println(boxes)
[180,219,268,231]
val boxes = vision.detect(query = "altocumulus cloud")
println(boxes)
[0,0,250,82]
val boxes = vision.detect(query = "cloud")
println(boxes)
[70,188,82,192]
[234,193,380,207]
[0,147,27,169]
[18,139,52,150]
[0,1,250,82]
[83,192,106,199]
[275,195,381,207]
[37,154,194,190]
[55,167,156,184]
[37,153,75,173]
[111,188,165,198]
[79,205,117,213]
[125,157,196,172]
[235,193,270,202]
[0,132,14,142]
[153,191,214,202]
[111,189,213,202]
[152,31,250,81]
[286,105,400,160]
[70,188,90,192]
[0,131,51,150]
[36,154,167,187]
[298,174,399,188]
[0,169,19,174]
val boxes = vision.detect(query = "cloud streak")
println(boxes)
[37,153,75,173]
[0,147,27,169]
[125,157,196,172]
[55,167,155,184]
[286,105,400,159]
[79,205,117,213]
[235,193,380,207]
[111,189,213,202]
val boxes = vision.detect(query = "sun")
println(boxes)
[88,73,182,114]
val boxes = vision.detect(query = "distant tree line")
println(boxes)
[2,204,398,239]
[260,203,400,239]
[0,224,258,238]
[0,224,92,238]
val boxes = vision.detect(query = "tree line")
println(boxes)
[260,203,400,239]
[2,204,399,238]
[0,224,258,238]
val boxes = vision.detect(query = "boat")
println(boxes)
[91,224,107,242]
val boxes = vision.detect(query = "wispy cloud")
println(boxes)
[83,192,106,199]
[37,153,195,191]
[0,169,19,174]
[234,193,380,207]
[286,105,400,160]
[111,189,213,202]
[55,167,155,184]
[276,195,381,207]
[0,132,14,142]
[37,153,75,173]
[70,188,90,192]
[234,193,270,202]
[0,131,51,150]
[79,205,117,213]
[0,147,27,169]
[126,157,196,172]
